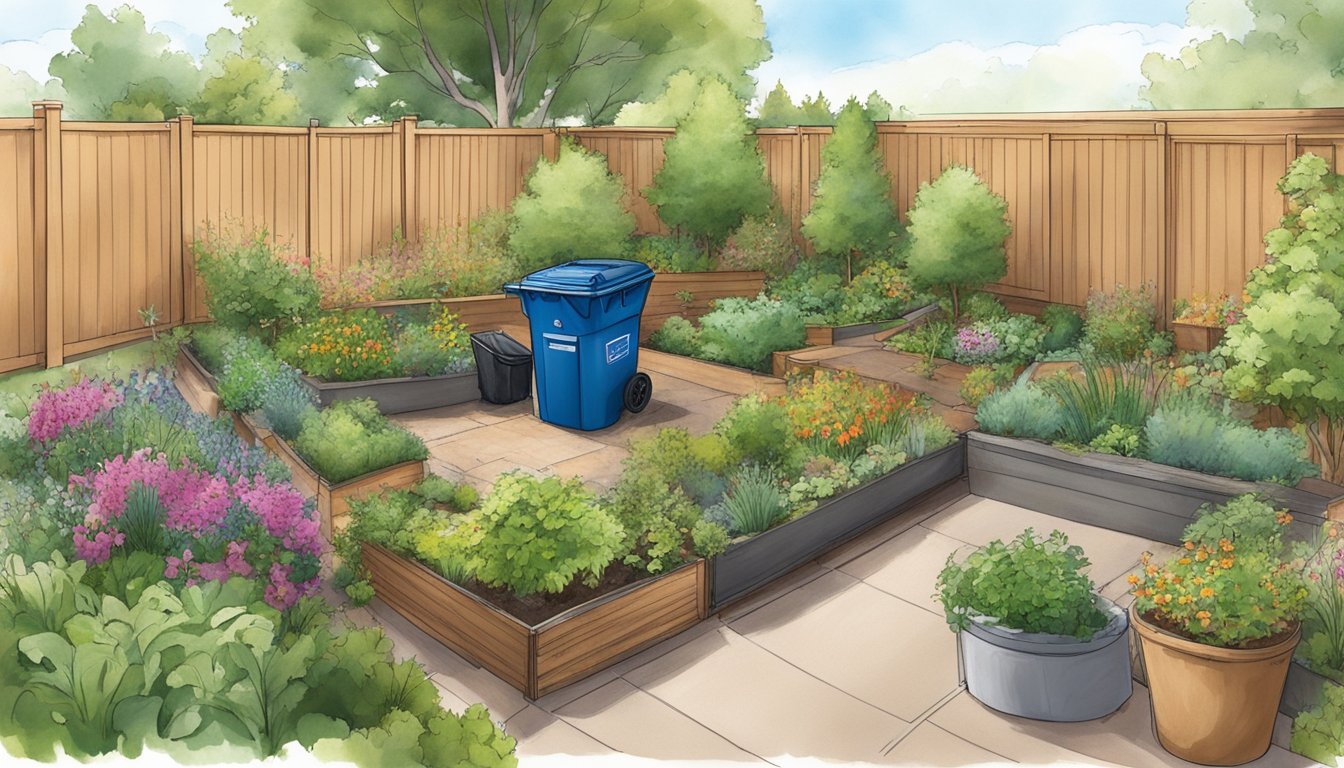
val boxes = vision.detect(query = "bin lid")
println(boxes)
[510,259,654,297]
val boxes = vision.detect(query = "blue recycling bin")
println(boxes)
[504,260,655,431]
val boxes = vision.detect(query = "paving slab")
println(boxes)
[840,525,977,616]
[623,626,911,765]
[883,721,1012,766]
[556,678,768,764]
[506,705,617,759]
[729,571,961,722]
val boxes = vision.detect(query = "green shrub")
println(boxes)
[959,364,1016,409]
[718,205,799,278]
[936,529,1108,638]
[768,265,846,323]
[905,166,1011,319]
[832,261,919,325]
[696,295,806,372]
[508,140,635,274]
[1222,153,1344,484]
[603,472,702,575]
[190,324,242,375]
[470,473,623,598]
[648,316,702,357]
[716,464,787,536]
[898,409,958,460]
[1291,681,1344,766]
[1083,284,1157,360]
[414,475,477,511]
[216,336,282,413]
[294,400,428,484]
[1040,304,1085,352]
[646,76,772,249]
[1042,359,1162,445]
[801,98,901,282]
[961,292,1008,323]
[1183,494,1286,556]
[1145,393,1317,484]
[192,226,319,334]
[975,381,1063,440]
[715,394,804,475]
[628,234,711,273]
[260,364,317,442]
[393,321,474,377]
[1089,423,1142,456]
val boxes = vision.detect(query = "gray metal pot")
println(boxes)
[959,595,1132,722]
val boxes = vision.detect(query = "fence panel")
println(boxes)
[0,122,39,372]
[59,123,176,354]
[570,128,672,235]
[309,128,401,275]
[414,129,549,235]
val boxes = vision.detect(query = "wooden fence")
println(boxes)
[5,102,1344,373]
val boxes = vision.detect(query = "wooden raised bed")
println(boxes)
[639,347,787,397]
[711,440,966,609]
[361,542,709,699]
[257,432,424,539]
[175,347,223,419]
[967,431,1344,545]
[1172,321,1225,353]
[298,370,479,415]
[804,303,941,347]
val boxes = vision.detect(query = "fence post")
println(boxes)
[175,115,194,323]
[543,128,561,162]
[307,118,319,271]
[398,115,418,242]
[33,101,63,368]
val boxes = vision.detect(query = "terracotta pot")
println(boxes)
[1131,605,1300,766]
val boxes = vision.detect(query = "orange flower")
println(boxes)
[1200,587,1215,598]
[1127,574,1140,585]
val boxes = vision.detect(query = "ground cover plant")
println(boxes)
[974,358,1317,485]
[0,370,515,766]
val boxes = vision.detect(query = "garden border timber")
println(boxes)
[297,370,479,415]
[638,347,787,398]
[804,302,942,347]
[361,543,709,699]
[1170,321,1225,354]
[711,439,966,609]
[966,431,1344,546]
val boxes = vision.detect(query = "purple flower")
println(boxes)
[954,326,1001,363]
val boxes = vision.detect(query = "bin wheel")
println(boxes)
[623,373,653,413]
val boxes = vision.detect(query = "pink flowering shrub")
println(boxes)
[27,379,123,443]
[69,448,323,610]
[953,326,1001,364]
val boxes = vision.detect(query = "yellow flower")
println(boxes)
[1200,587,1215,598]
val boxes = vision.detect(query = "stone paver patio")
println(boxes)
[369,364,1320,768]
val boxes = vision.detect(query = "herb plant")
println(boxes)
[1083,284,1157,361]
[293,399,428,484]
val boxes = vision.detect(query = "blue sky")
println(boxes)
[0,0,1246,112]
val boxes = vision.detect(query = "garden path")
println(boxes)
[342,465,1319,766]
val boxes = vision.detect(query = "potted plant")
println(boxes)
[1130,494,1307,765]
[1172,293,1241,353]
[935,528,1132,722]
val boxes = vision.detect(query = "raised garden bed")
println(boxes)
[639,347,787,397]
[1171,321,1225,353]
[361,542,708,699]
[257,432,424,539]
[174,347,223,419]
[967,431,1344,545]
[805,303,941,347]
[298,370,479,415]
[711,440,966,609]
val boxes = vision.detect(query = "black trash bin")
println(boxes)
[470,331,532,405]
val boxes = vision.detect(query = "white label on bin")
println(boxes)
[605,333,631,364]
[548,343,576,352]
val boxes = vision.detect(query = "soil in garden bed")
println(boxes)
[457,561,646,625]
[1139,610,1299,651]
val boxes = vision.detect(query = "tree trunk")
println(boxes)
[950,285,961,321]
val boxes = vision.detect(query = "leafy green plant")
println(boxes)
[648,316,702,357]
[1145,393,1317,484]
[719,205,799,278]
[716,464,787,536]
[470,473,623,598]
[691,519,731,558]
[414,475,477,511]
[1132,495,1305,648]
[960,292,1008,323]
[905,166,1011,319]
[275,309,399,382]
[1083,284,1157,361]
[293,400,429,484]
[715,394,804,475]
[936,529,1108,638]
[975,381,1063,440]
[217,336,283,413]
[696,295,806,372]
[1222,153,1344,483]
[801,98,901,283]
[260,364,317,442]
[959,364,1016,409]
[1040,304,1085,352]
[1291,681,1344,766]
[192,226,319,336]
[646,76,772,251]
[1042,359,1162,445]
[603,471,702,575]
[627,234,712,273]
[190,324,243,375]
[1088,423,1141,456]
[508,140,635,273]
[831,261,918,325]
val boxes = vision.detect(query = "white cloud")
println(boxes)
[0,30,72,81]
[753,16,1245,114]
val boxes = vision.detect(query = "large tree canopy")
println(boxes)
[1142,0,1344,108]
[230,0,770,127]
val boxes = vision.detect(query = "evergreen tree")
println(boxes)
[796,92,835,125]
[646,77,772,251]
[509,141,636,272]
[862,91,893,122]
[756,81,801,127]
[801,99,900,283]
[905,166,1010,319]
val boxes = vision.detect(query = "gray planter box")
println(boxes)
[967,431,1343,545]
[960,596,1132,722]
[711,440,965,609]
[299,370,480,415]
